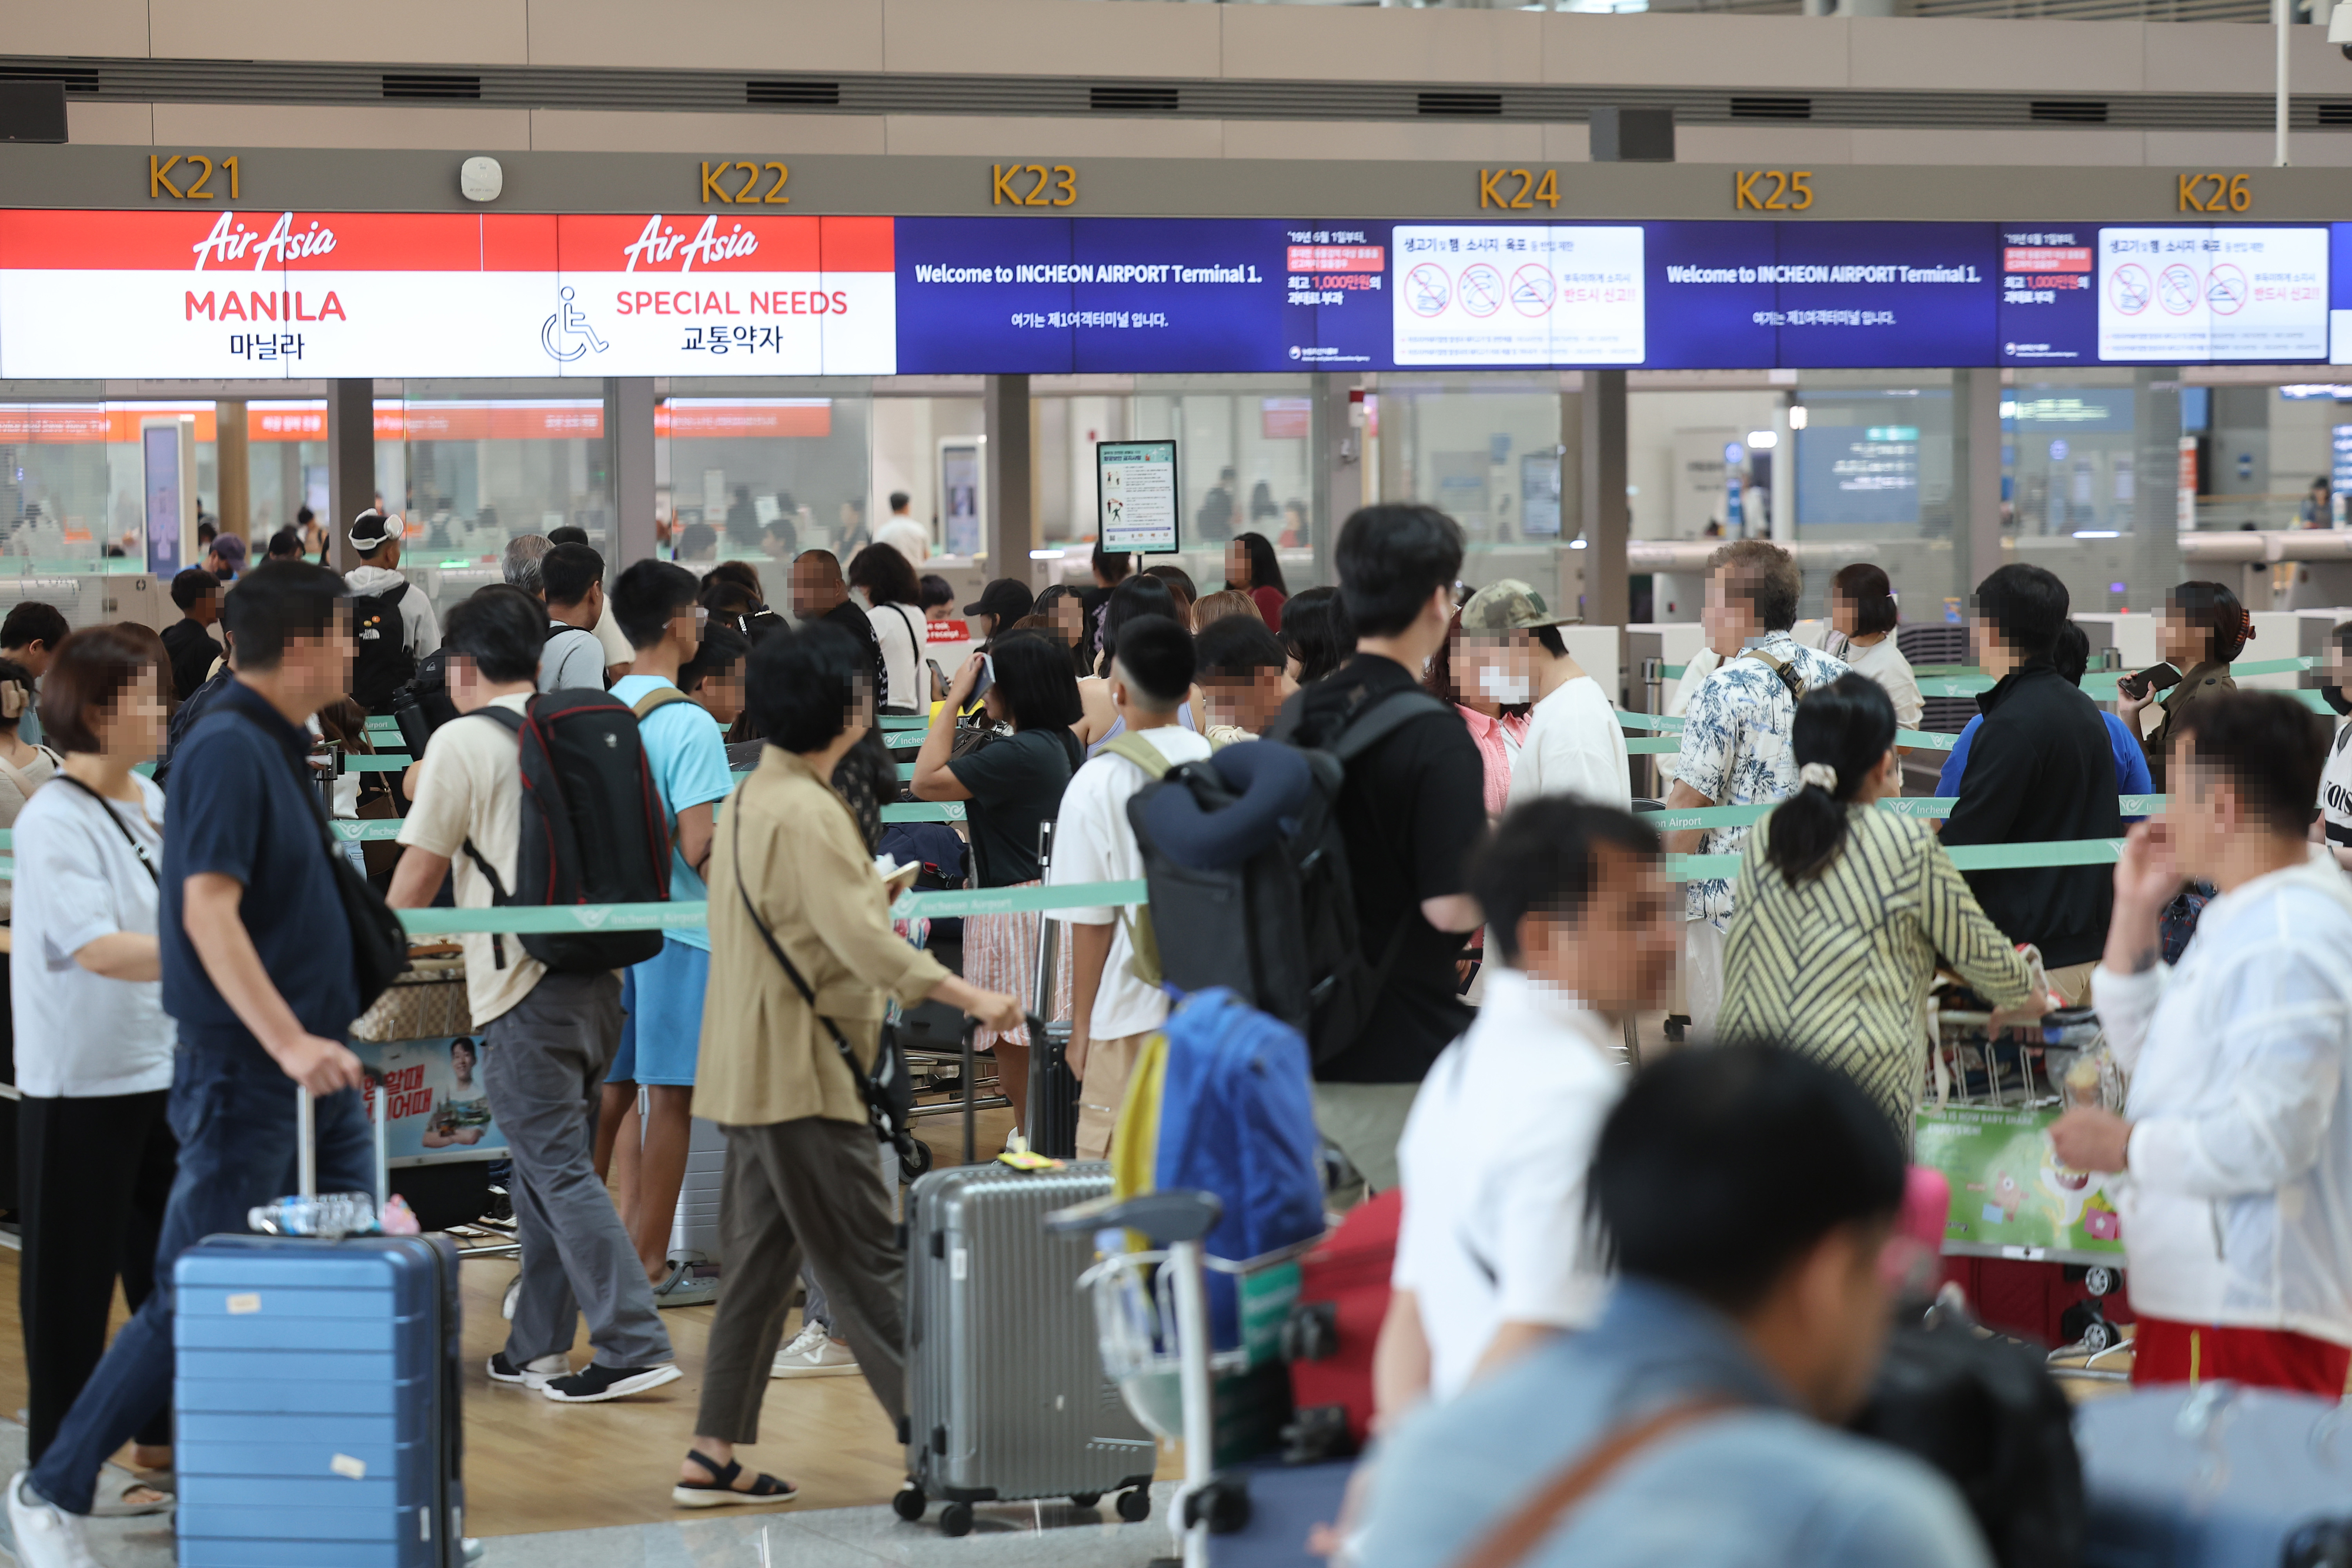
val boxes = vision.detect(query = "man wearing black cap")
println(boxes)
[964,577,1034,643]
[343,509,441,712]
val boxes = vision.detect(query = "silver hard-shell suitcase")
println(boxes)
[894,1161,1157,1536]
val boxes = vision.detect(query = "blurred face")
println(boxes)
[667,600,706,659]
[1050,593,1086,644]
[1226,540,1250,587]
[1464,633,1534,708]
[2163,743,2244,877]
[2157,607,2206,667]
[90,666,168,763]
[790,557,843,619]
[696,663,745,726]
[1703,568,1762,658]
[1829,594,1857,638]
[285,614,355,717]
[1512,841,1679,1015]
[1200,670,1290,737]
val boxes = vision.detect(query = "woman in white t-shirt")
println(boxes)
[848,543,931,714]
[1801,563,1922,731]
[9,627,176,1500]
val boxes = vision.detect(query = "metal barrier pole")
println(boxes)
[1641,656,1665,798]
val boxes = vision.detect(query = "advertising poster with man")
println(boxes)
[356,1034,506,1165]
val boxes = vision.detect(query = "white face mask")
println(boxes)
[1476,664,1532,706]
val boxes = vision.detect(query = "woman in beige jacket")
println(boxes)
[674,621,1020,1509]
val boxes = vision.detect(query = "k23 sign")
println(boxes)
[0,209,899,379]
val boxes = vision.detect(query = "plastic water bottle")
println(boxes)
[248,1192,381,1238]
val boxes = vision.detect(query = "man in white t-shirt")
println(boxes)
[1048,615,1211,1158]
[387,583,679,1407]
[871,490,930,569]
[1457,579,1631,811]
[1380,797,1678,1419]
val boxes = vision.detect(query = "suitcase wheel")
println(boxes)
[1116,1487,1152,1523]
[1070,1492,1102,1510]
[940,1500,974,1537]
[893,1485,927,1523]
[903,1139,936,1179]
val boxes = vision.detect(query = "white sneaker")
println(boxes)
[502,1275,520,1322]
[770,1321,861,1378]
[9,1472,105,1568]
[486,1350,570,1389]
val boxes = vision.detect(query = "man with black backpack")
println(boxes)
[342,509,440,713]
[1272,504,1486,1196]
[386,585,679,1405]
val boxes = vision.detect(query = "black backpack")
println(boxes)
[1124,688,1451,1066]
[350,583,418,713]
[1849,1319,2084,1568]
[460,690,673,974]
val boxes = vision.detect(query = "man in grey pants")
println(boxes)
[389,584,679,1404]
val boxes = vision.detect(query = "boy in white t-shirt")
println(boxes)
[1455,580,1630,811]
[1048,615,1211,1158]
[1380,797,1678,1420]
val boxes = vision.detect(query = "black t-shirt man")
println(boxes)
[1283,651,1487,1084]
[820,597,891,709]
[161,617,223,706]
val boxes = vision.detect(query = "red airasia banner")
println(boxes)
[0,210,897,379]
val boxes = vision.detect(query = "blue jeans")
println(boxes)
[27,1041,373,1516]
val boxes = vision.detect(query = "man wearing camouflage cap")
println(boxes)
[1458,580,1630,811]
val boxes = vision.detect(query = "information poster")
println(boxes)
[1098,439,1180,554]
[1391,224,1645,366]
[2097,225,2327,363]
[352,1036,506,1168]
[1912,1104,2123,1263]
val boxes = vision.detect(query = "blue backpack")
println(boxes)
[1152,988,1327,1350]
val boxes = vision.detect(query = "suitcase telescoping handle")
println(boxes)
[294,1075,390,1208]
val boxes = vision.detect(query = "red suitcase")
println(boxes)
[1278,1189,1401,1462]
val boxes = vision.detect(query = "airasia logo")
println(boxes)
[191,211,338,271]
[622,215,759,273]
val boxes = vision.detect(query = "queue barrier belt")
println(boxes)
[1617,709,1960,753]
[370,834,2143,933]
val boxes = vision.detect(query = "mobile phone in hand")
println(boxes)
[2117,663,2182,702]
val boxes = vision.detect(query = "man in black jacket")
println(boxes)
[1942,564,2122,1002]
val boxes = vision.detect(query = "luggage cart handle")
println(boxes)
[1044,1188,1223,1246]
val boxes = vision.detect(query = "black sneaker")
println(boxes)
[487,1351,568,1388]
[541,1362,682,1403]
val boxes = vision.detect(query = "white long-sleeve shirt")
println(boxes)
[2100,849,2352,1345]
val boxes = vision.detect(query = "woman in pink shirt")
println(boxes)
[1426,609,1529,991]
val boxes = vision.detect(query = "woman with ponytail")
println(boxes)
[1721,674,2045,1136]
[2122,580,2248,790]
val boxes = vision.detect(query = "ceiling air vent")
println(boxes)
[0,64,99,93]
[747,79,840,107]
[1419,91,1503,118]
[2030,99,2107,123]
[2318,102,2352,125]
[1091,84,1178,113]
[1731,95,1811,121]
[383,73,480,101]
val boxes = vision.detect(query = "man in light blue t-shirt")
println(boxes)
[599,560,735,1308]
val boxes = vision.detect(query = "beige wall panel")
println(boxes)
[151,0,527,63]
[881,115,1224,158]
[2143,22,2345,93]
[1542,14,1849,91]
[1851,126,2146,165]
[1220,119,1545,162]
[1677,125,1856,165]
[68,101,156,147]
[150,103,533,150]
[1542,122,1593,163]
[526,0,883,72]
[1849,17,2145,94]
[1221,6,1545,85]
[2144,129,2352,166]
[8,0,151,59]
[529,110,886,155]
[881,0,1221,79]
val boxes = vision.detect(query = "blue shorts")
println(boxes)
[606,938,709,1087]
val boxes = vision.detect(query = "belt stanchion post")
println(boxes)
[1641,656,1665,798]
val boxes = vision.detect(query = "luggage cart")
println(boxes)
[1048,1191,1325,1568]
[1915,998,2130,1370]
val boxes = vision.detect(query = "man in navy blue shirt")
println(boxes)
[12,563,378,1568]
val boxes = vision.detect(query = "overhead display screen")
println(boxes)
[1,209,2346,377]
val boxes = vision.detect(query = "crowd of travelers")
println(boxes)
[2,493,2350,1568]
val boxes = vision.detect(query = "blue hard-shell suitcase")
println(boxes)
[172,1085,465,1568]
[2076,1382,2352,1567]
